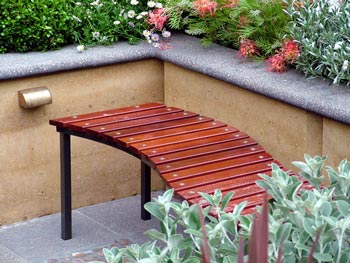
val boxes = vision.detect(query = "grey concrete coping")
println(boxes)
[1,33,349,125]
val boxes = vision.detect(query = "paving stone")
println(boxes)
[0,245,26,263]
[78,191,165,244]
[0,211,120,263]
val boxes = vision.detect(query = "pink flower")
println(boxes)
[224,0,239,8]
[238,39,260,58]
[266,54,286,73]
[193,0,218,18]
[281,40,300,63]
[148,8,168,30]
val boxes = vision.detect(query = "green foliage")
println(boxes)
[285,0,350,86]
[97,156,350,263]
[0,0,74,53]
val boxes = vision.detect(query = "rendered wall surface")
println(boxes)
[323,118,350,168]
[164,62,329,170]
[1,60,349,225]
[0,59,165,225]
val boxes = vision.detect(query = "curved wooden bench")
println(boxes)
[50,102,302,240]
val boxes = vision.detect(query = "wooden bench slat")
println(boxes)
[189,193,265,212]
[117,121,227,147]
[49,102,165,128]
[86,111,199,135]
[103,116,213,139]
[168,161,274,191]
[140,132,248,158]
[161,153,273,182]
[177,174,261,200]
[156,145,265,174]
[149,138,258,165]
[128,127,239,154]
[67,107,184,132]
[188,184,265,206]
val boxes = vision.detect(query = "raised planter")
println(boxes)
[0,33,349,225]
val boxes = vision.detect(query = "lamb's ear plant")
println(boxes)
[94,155,350,263]
[285,0,350,86]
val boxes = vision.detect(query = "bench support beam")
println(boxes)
[60,133,72,240]
[141,161,151,220]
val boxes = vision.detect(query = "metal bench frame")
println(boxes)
[57,127,151,240]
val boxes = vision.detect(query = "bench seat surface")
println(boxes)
[50,102,309,215]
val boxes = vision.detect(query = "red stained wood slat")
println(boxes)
[189,193,265,213]
[117,121,227,147]
[68,107,184,132]
[128,126,239,154]
[103,116,213,139]
[168,161,275,191]
[49,102,165,128]
[225,195,265,212]
[161,152,273,182]
[150,138,258,165]
[140,132,248,158]
[86,111,199,136]
[176,171,268,201]
[157,144,265,174]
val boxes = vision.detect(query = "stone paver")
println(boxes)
[0,191,166,263]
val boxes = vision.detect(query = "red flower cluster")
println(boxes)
[193,0,218,18]
[238,39,260,58]
[148,8,169,30]
[266,54,286,73]
[282,40,300,63]
[266,40,300,73]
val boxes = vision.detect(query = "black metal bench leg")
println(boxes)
[60,133,72,240]
[141,161,151,220]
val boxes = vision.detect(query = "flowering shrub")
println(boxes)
[164,0,290,58]
[285,0,350,85]
[70,0,164,46]
[92,155,350,263]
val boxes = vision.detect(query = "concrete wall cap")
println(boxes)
[1,33,350,125]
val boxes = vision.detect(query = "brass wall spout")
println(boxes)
[18,87,52,109]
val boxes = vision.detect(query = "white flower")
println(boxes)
[113,20,121,25]
[90,0,99,6]
[119,9,125,16]
[155,2,163,8]
[128,10,136,18]
[250,9,261,17]
[140,11,148,16]
[334,41,343,50]
[72,15,82,22]
[162,31,171,38]
[136,15,143,20]
[143,30,151,37]
[152,42,160,48]
[130,0,139,5]
[151,33,159,42]
[77,45,84,52]
[147,1,156,7]
[92,31,100,38]
[147,39,152,44]
[75,2,82,6]
[342,60,349,71]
